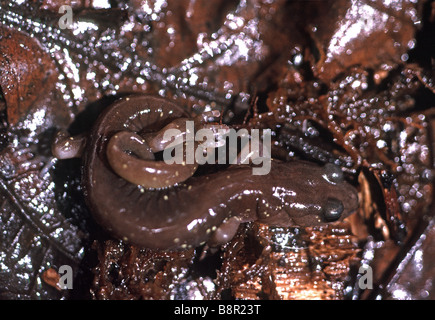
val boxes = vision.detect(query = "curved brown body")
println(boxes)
[81,95,358,250]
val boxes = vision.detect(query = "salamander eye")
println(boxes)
[323,197,344,221]
[323,163,344,184]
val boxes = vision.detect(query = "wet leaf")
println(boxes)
[0,19,86,299]
[0,27,58,125]
[0,154,86,299]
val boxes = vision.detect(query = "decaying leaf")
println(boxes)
[0,27,58,125]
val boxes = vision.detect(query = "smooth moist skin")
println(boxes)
[57,95,359,250]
